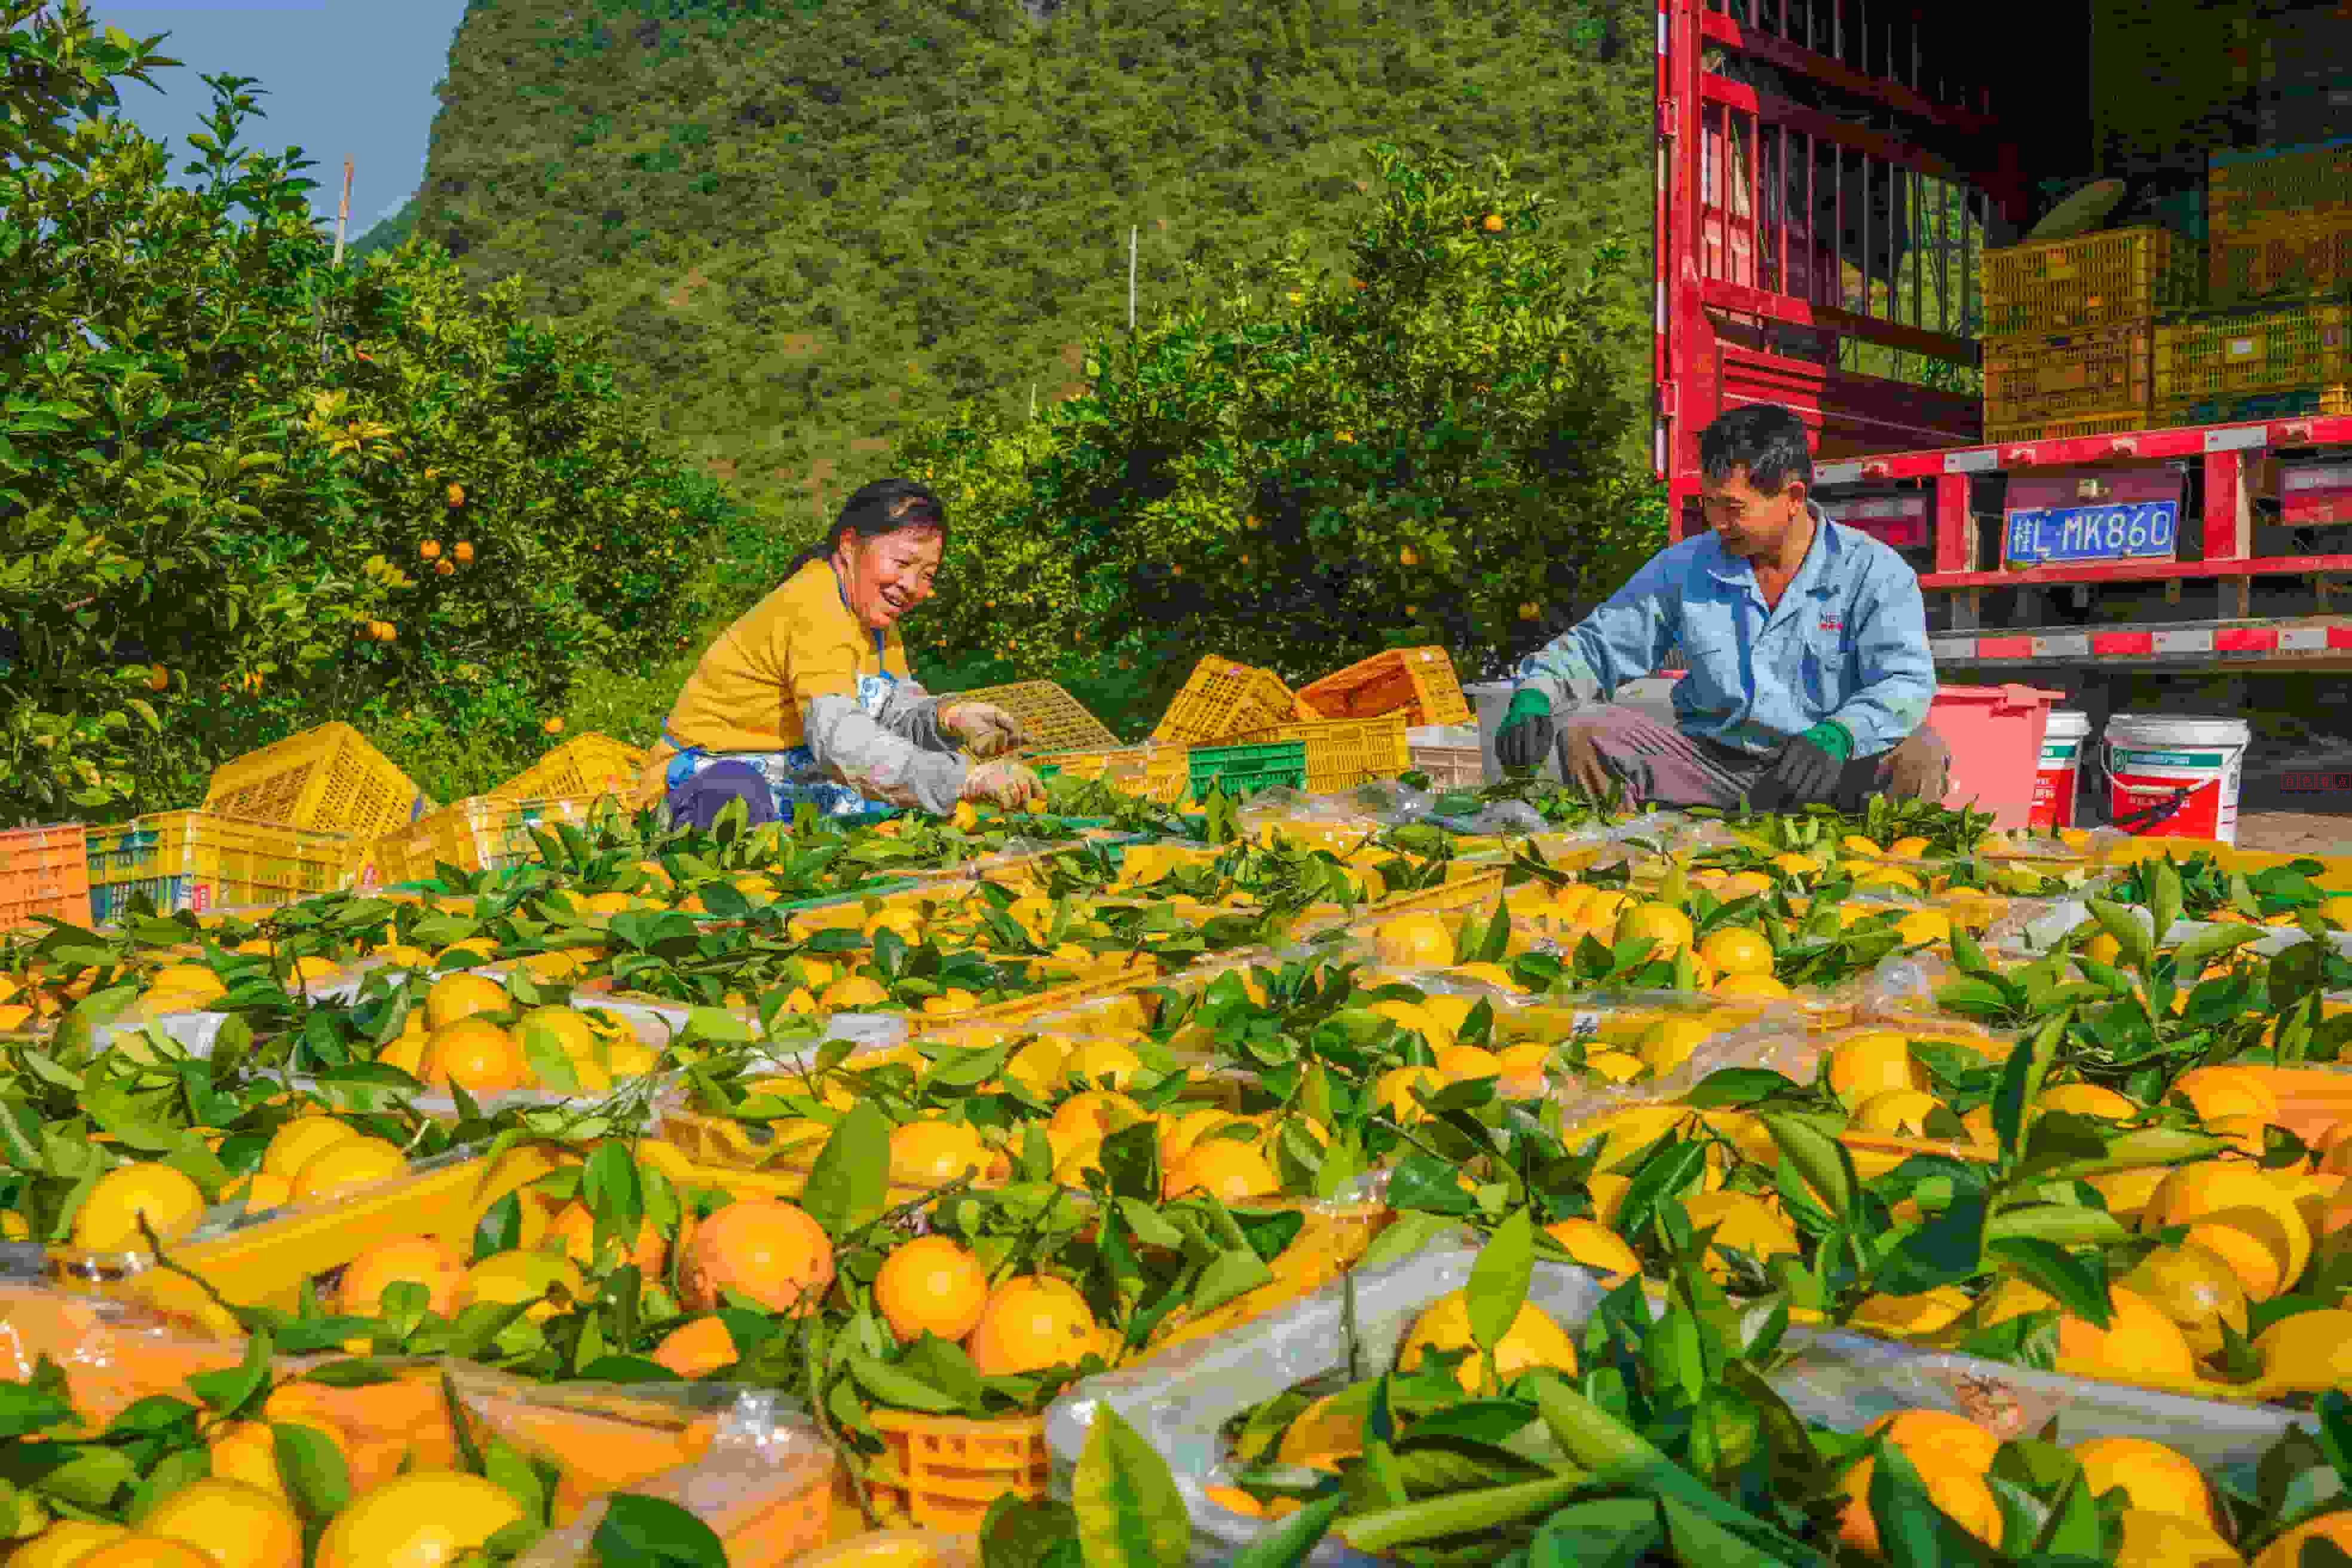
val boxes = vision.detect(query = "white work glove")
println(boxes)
[938,702,1033,760]
[961,760,1044,810]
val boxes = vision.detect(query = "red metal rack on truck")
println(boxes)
[1653,0,2352,702]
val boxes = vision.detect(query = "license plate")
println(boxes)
[2004,500,2179,566]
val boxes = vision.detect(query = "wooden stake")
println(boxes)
[1128,224,1137,333]
[332,157,354,267]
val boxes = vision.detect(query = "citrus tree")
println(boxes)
[895,142,1665,718]
[1,1,737,819]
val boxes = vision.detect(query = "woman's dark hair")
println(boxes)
[783,478,948,578]
[1697,403,1815,497]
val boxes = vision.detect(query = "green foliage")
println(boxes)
[1,2,741,819]
[406,0,1654,528]
[897,145,1665,707]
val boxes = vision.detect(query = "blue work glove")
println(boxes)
[1746,721,1854,811]
[1494,688,1555,771]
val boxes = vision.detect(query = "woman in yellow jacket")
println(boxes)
[635,479,1042,826]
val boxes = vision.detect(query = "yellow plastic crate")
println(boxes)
[1227,713,1412,794]
[2210,140,2352,238]
[201,721,423,839]
[1151,658,1312,744]
[494,732,648,803]
[2210,211,2352,303]
[2154,299,2351,404]
[1982,324,2155,429]
[1297,645,1473,727]
[1034,743,1192,804]
[370,795,605,886]
[84,811,360,923]
[1979,226,2200,336]
[944,681,1120,754]
[1986,411,2154,444]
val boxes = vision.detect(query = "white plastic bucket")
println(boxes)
[2102,714,2252,846]
[2029,710,2091,830]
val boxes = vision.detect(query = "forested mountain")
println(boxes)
[388,0,1650,522]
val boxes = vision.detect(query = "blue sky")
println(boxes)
[87,0,467,239]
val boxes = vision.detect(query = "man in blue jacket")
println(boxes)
[1496,403,1947,811]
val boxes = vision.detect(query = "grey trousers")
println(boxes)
[1555,705,1952,811]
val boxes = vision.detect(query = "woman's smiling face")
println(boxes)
[835,525,943,632]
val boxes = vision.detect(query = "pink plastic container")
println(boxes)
[1925,684,2067,829]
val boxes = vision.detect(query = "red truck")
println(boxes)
[1653,0,2352,704]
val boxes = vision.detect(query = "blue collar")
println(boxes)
[1699,506,1841,600]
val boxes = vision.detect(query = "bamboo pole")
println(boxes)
[1128,223,1138,333]
[332,157,354,266]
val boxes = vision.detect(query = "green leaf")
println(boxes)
[1230,1493,1346,1568]
[1465,1208,1536,1368]
[1760,1112,1855,1220]
[590,1493,729,1568]
[2084,899,2151,970]
[801,1098,890,1233]
[848,1354,964,1415]
[1985,1238,2111,1328]
[1072,1403,1189,1568]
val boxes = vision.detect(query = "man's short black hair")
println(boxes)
[1698,403,1814,496]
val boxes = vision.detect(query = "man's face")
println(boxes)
[1698,466,1804,559]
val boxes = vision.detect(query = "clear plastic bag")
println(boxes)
[1043,1248,2314,1567]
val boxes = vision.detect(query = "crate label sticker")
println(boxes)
[192,882,211,915]
[2228,337,2258,358]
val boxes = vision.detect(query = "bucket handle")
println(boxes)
[2099,738,2207,832]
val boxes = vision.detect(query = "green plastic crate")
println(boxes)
[1186,740,1307,801]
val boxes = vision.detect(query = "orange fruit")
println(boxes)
[452,540,473,562]
[456,1250,586,1322]
[2250,1307,2352,1394]
[418,1017,529,1093]
[2039,1082,2139,1121]
[419,540,441,560]
[10,1523,128,1567]
[1543,1218,1641,1281]
[2072,1437,2216,1526]
[678,1198,834,1315]
[1371,913,1454,968]
[313,1472,523,1568]
[545,1202,666,1279]
[336,1234,467,1318]
[1434,1044,1503,1080]
[874,1236,990,1343]
[651,1315,740,1379]
[1373,1065,1444,1123]
[1851,1088,1947,1138]
[965,1275,1104,1376]
[887,1120,1003,1188]
[1834,1411,2004,1557]
[2170,1066,2281,1128]
[290,1137,406,1205]
[2055,1286,2199,1386]
[1824,1031,1930,1108]
[1065,1040,1145,1090]
[72,1162,207,1252]
[1164,1140,1280,1202]
[1697,926,1774,978]
[820,975,890,1010]
[1614,901,1695,958]
[2257,1512,2352,1568]
[422,972,507,1030]
[207,1419,290,1499]
[74,1539,218,1568]
[2121,1241,2250,1358]
[2142,1162,2313,1301]
[1680,1191,1801,1279]
[140,1477,302,1568]
[1399,1290,1578,1394]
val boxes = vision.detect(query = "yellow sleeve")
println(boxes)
[666,561,865,753]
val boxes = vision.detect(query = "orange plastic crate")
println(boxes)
[494,732,648,803]
[944,681,1120,753]
[865,1411,1048,1533]
[1229,713,1412,793]
[202,721,423,838]
[1297,646,1472,727]
[1150,658,1312,744]
[1,823,91,930]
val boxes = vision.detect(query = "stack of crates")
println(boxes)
[2160,140,2352,426]
[1977,226,2199,442]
